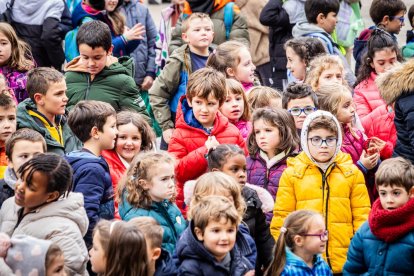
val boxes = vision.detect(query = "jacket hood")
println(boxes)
[66,151,108,172]
[12,0,64,24]
[300,110,343,172]
[3,167,17,190]
[64,55,124,75]
[283,0,306,24]
[377,59,414,104]
[292,21,329,38]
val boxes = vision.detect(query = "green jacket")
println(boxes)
[403,42,414,59]
[16,99,82,155]
[65,56,151,125]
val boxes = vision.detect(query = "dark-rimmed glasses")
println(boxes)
[308,137,337,147]
[301,230,329,241]
[288,106,317,116]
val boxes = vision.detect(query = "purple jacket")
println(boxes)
[233,120,252,140]
[341,125,364,165]
[0,67,29,103]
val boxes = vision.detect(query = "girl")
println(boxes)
[90,220,149,276]
[207,144,275,275]
[117,151,186,254]
[265,210,331,276]
[284,37,326,84]
[247,108,299,220]
[247,86,282,113]
[270,110,370,274]
[206,40,257,92]
[0,153,89,275]
[220,79,251,140]
[0,23,34,103]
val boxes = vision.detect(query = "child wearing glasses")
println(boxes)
[270,110,370,274]
[343,157,414,275]
[265,210,331,276]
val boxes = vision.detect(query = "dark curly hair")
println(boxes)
[282,82,318,109]
[284,37,327,67]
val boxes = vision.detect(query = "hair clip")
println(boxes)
[280,227,287,233]
[212,49,217,55]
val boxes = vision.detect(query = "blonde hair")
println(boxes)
[128,217,164,249]
[117,151,175,209]
[224,78,251,121]
[189,172,246,219]
[182,12,213,33]
[305,54,346,91]
[247,86,282,112]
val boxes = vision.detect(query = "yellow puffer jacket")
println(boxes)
[270,151,370,273]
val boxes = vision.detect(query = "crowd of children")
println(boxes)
[0,0,413,275]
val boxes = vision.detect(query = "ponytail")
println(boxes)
[265,228,288,276]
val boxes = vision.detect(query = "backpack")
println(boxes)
[305,32,334,54]
[336,1,364,48]
[223,2,234,40]
[64,16,93,62]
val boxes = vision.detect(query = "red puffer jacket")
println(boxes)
[354,72,386,121]
[168,97,247,215]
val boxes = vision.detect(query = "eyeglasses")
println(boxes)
[308,136,337,147]
[390,16,404,24]
[301,230,329,241]
[288,106,317,116]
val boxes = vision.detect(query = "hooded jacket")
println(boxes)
[377,59,414,164]
[281,248,332,276]
[270,111,370,274]
[0,168,16,208]
[17,99,82,155]
[65,55,151,124]
[0,193,89,275]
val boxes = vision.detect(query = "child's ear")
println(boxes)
[226,67,235,78]
[182,32,189,43]
[409,187,414,198]
[150,247,162,261]
[211,168,219,172]
[316,13,325,25]
[186,96,193,107]
[293,234,304,247]
[107,45,114,56]
[46,191,60,203]
[33,93,45,106]
[194,227,204,241]
[90,126,100,140]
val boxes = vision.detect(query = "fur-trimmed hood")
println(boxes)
[377,59,414,104]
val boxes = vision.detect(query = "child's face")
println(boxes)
[36,80,68,118]
[98,115,118,151]
[229,47,256,84]
[317,65,343,88]
[194,217,237,262]
[188,95,220,129]
[147,162,175,202]
[384,10,405,34]
[46,254,66,276]
[89,231,107,274]
[378,185,413,210]
[296,215,327,255]
[115,123,142,163]
[182,18,214,53]
[254,118,280,158]
[318,11,337,34]
[219,93,244,122]
[370,47,398,74]
[0,32,12,66]
[0,106,16,145]
[105,0,118,12]
[287,96,316,130]
[220,154,247,186]
[8,140,45,177]
[79,44,113,76]
[286,47,306,81]
[307,128,337,163]
[336,92,355,125]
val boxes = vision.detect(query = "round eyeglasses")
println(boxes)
[301,230,329,241]
[288,106,317,116]
[308,136,337,147]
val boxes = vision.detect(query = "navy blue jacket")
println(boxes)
[65,150,115,248]
[155,249,178,276]
[175,220,254,276]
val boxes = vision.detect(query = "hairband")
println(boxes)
[280,227,287,233]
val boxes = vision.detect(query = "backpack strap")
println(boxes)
[223,2,234,41]
[305,32,334,54]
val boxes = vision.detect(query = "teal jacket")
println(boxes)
[119,192,187,254]
[64,55,151,125]
[17,99,82,155]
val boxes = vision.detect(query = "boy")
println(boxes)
[282,82,318,133]
[175,196,254,275]
[66,100,117,248]
[65,20,151,124]
[17,67,81,156]
[168,68,247,214]
[292,0,355,86]
[129,217,177,276]
[0,128,46,208]
[150,13,214,149]
[343,157,414,275]
[403,4,414,59]
[270,110,370,274]
[0,91,16,179]
[354,0,406,72]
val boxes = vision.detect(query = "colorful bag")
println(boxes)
[64,16,93,62]
[336,2,364,48]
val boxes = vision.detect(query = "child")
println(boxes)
[66,100,117,249]
[270,110,370,274]
[305,54,347,91]
[0,73,16,103]
[247,86,282,112]
[65,20,151,123]
[150,12,214,150]
[0,153,89,275]
[0,23,34,103]
[265,210,331,276]
[168,67,247,214]
[0,128,46,207]
[247,108,299,219]
[89,220,149,276]
[175,195,255,276]
[403,4,414,59]
[117,151,186,254]
[220,79,251,140]
[17,67,82,155]
[282,82,318,133]
[343,157,414,275]
[129,216,178,276]
[207,40,257,92]
[0,90,16,179]
[207,145,275,275]
[284,37,326,83]
[0,234,65,276]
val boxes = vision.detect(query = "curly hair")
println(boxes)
[284,37,327,67]
[282,82,318,109]
[305,54,347,91]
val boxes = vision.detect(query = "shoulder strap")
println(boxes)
[305,32,334,54]
[7,0,15,9]
[224,2,234,41]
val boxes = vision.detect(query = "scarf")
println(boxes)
[187,0,214,14]
[369,197,414,242]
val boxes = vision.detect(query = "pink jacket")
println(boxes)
[233,120,252,140]
[341,125,365,165]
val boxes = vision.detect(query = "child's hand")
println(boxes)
[123,23,145,41]
[359,150,380,170]
[205,136,220,150]
[163,128,174,144]
[0,233,11,258]
[369,137,386,152]
[141,76,154,91]
[244,270,255,276]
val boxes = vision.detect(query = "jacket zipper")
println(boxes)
[264,168,270,190]
[319,165,334,270]
[84,75,91,100]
